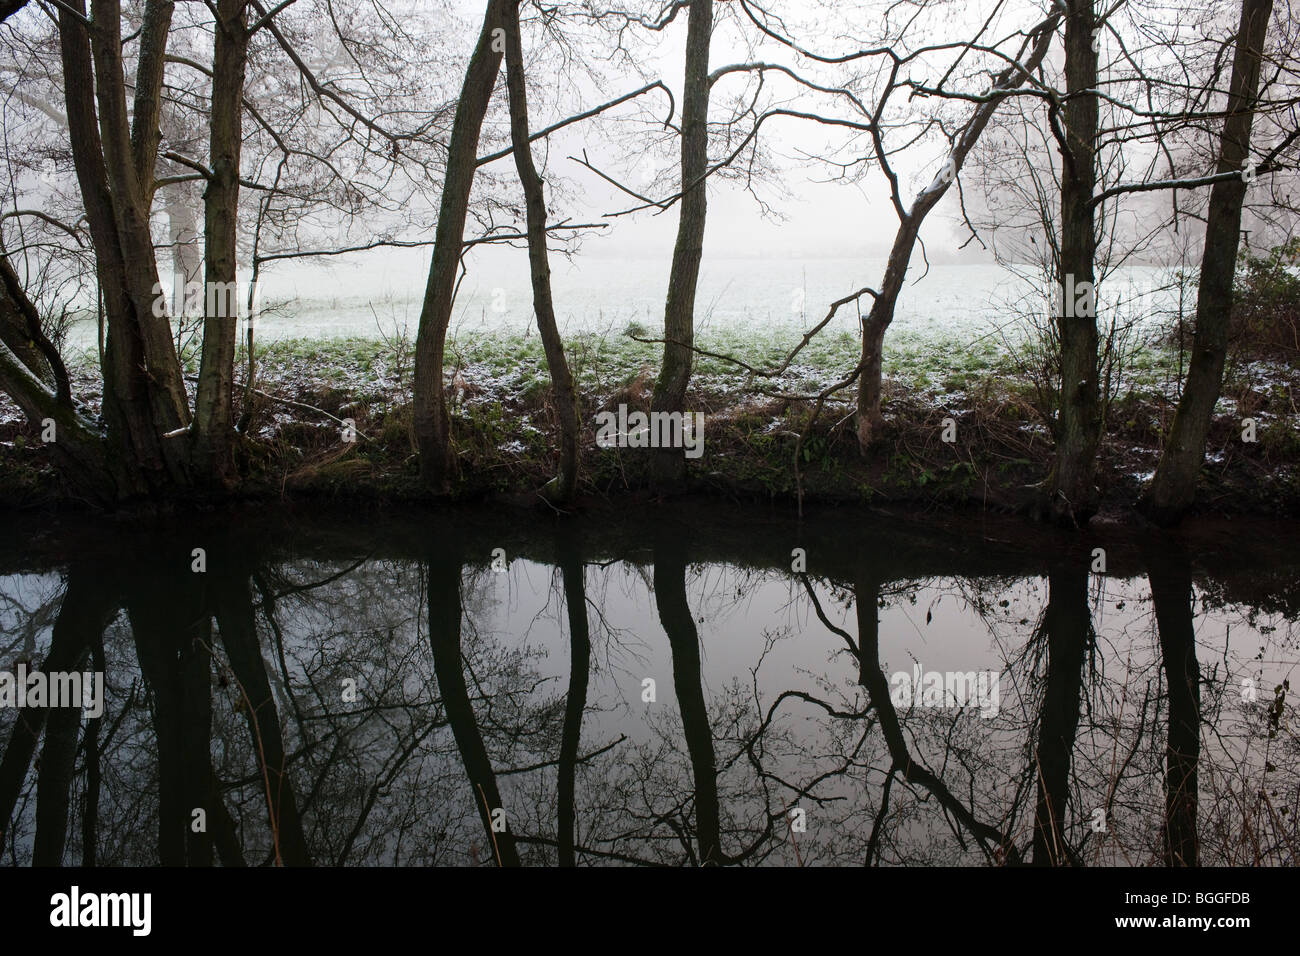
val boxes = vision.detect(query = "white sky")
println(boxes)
[451,0,1047,264]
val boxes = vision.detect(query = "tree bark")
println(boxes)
[1141,0,1273,525]
[649,0,711,488]
[92,0,192,467]
[125,556,215,866]
[856,221,918,449]
[0,255,58,390]
[194,0,249,489]
[502,5,580,502]
[59,0,193,497]
[130,0,174,191]
[1040,0,1100,525]
[412,0,509,493]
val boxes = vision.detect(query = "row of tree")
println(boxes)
[0,0,1297,524]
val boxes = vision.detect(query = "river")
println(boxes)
[1,504,1295,866]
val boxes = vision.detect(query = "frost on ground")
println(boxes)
[2,320,1296,512]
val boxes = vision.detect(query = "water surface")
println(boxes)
[2,506,1296,866]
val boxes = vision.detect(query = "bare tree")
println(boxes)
[850,7,1061,452]
[1142,0,1276,523]
[2,0,463,500]
[502,1,581,502]
[412,0,510,495]
[1025,0,1100,524]
[60,0,194,496]
[648,0,711,488]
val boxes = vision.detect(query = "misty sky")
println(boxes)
[444,0,1046,265]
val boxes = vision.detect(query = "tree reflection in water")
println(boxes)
[1,509,1296,866]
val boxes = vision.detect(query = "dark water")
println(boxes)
[1,505,1297,867]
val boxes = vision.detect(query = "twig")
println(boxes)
[477,783,503,867]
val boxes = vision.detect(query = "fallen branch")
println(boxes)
[245,385,373,443]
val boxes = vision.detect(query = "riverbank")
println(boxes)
[1,328,1297,518]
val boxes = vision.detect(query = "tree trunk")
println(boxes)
[1141,0,1273,525]
[163,189,202,315]
[855,222,917,449]
[91,0,192,470]
[555,527,590,865]
[59,0,192,498]
[207,775,247,867]
[159,98,204,318]
[1040,0,1100,525]
[0,326,113,502]
[130,0,174,189]
[412,0,509,494]
[0,255,57,388]
[1031,558,1090,865]
[194,0,249,489]
[1147,548,1201,866]
[502,6,580,502]
[33,577,114,866]
[0,564,117,853]
[212,566,313,866]
[426,545,521,866]
[32,667,86,866]
[81,635,106,865]
[0,248,115,499]
[653,528,721,865]
[851,561,1019,862]
[123,545,217,866]
[649,0,711,488]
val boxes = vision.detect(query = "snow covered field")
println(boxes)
[63,246,1185,357]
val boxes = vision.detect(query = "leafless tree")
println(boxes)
[1142,0,1280,522]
